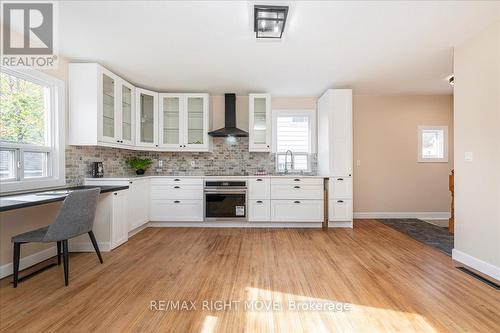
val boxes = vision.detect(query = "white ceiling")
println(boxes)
[58,1,500,96]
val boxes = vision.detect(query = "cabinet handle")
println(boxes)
[114,193,117,196]
[294,186,300,189]
[256,179,263,182]
[174,179,180,181]
[337,178,344,181]
[174,200,180,203]
[155,144,159,147]
[129,181,133,184]
[256,200,263,204]
[294,179,300,182]
[294,201,301,204]
[174,186,180,189]
[179,145,182,148]
[337,200,344,203]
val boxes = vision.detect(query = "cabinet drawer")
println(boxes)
[271,177,324,186]
[150,178,203,186]
[271,184,323,200]
[248,178,271,199]
[329,177,352,199]
[151,184,203,200]
[150,199,203,221]
[329,199,353,221]
[249,199,271,222]
[271,200,324,222]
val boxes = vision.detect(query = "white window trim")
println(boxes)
[417,125,448,163]
[272,109,316,172]
[0,67,65,193]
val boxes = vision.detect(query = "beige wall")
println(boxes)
[453,21,500,273]
[353,95,454,213]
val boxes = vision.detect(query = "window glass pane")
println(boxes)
[23,151,48,178]
[187,97,204,145]
[422,129,444,159]
[276,116,309,152]
[293,155,309,170]
[276,153,309,171]
[0,150,16,180]
[0,72,48,146]
[140,93,154,143]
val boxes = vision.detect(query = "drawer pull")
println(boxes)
[174,200,180,203]
[294,201,301,204]
[337,200,344,203]
[174,179,180,182]
[174,186,180,189]
[294,178,301,182]
[256,179,263,182]
[129,181,133,184]
[294,186,300,189]
[337,178,344,181]
[256,200,263,204]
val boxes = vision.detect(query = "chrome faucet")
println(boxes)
[284,150,294,174]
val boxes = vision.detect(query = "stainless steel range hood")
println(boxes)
[208,94,248,137]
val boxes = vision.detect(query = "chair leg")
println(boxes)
[13,243,21,288]
[88,231,103,264]
[62,240,69,286]
[57,241,61,265]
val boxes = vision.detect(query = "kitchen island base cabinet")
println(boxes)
[249,200,271,222]
[150,200,203,222]
[271,200,324,222]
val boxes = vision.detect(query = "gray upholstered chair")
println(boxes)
[11,188,102,287]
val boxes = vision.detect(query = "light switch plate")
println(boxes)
[464,152,473,162]
[190,161,196,167]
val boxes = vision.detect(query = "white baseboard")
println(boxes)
[129,222,150,237]
[354,212,451,220]
[0,246,57,279]
[68,242,111,252]
[328,221,353,228]
[452,249,500,282]
[149,222,322,228]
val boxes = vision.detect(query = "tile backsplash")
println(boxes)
[65,137,317,185]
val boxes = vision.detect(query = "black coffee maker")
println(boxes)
[91,162,104,178]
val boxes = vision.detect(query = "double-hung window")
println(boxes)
[0,67,65,192]
[273,110,316,172]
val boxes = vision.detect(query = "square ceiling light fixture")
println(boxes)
[254,5,289,39]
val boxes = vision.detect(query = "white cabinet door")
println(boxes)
[119,80,135,146]
[99,68,119,144]
[330,90,353,177]
[135,88,158,148]
[111,191,128,249]
[249,94,271,152]
[150,199,204,221]
[150,184,203,200]
[127,179,150,231]
[248,177,271,199]
[329,199,353,221]
[184,94,209,151]
[159,93,184,150]
[271,184,324,200]
[270,200,324,222]
[329,177,353,199]
[249,199,271,222]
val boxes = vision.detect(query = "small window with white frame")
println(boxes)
[273,110,316,172]
[0,67,65,192]
[418,126,448,163]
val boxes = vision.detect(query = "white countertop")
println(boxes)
[85,174,328,181]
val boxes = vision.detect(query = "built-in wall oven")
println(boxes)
[204,180,247,221]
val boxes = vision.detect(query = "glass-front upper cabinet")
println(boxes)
[249,93,271,152]
[135,88,158,148]
[100,71,117,143]
[159,94,183,149]
[119,80,134,145]
[185,94,208,149]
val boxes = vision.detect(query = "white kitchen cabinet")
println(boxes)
[249,94,271,152]
[136,88,159,148]
[329,199,353,222]
[110,190,128,249]
[329,177,353,199]
[69,63,135,147]
[150,199,204,221]
[126,178,150,231]
[248,177,271,199]
[271,200,324,222]
[158,93,211,152]
[249,199,271,222]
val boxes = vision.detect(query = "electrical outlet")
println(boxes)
[158,160,163,167]
[190,161,196,167]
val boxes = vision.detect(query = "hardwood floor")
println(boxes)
[1,220,499,332]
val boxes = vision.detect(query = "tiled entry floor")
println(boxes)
[376,219,454,256]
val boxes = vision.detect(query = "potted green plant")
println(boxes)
[127,158,152,175]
